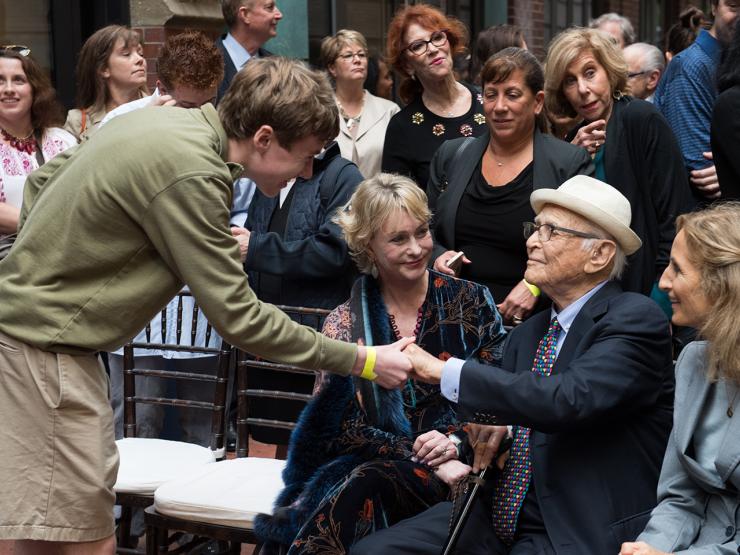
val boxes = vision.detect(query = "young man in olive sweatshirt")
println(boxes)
[0,57,411,555]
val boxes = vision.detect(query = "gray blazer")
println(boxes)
[638,341,740,554]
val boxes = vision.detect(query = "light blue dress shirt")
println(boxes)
[222,32,252,70]
[440,281,608,403]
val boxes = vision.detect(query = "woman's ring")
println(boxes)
[441,446,449,455]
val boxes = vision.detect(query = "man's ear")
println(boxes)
[155,80,168,96]
[238,4,251,25]
[646,69,661,92]
[252,125,275,153]
[584,239,616,275]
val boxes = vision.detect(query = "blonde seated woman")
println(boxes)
[621,203,740,555]
[254,173,506,554]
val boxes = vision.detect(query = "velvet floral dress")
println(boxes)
[254,270,506,554]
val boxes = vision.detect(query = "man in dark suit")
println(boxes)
[216,0,281,103]
[352,176,675,555]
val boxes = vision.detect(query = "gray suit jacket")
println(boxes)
[638,341,740,554]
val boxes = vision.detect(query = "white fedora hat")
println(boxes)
[530,175,642,255]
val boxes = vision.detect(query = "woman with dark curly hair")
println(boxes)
[0,46,75,256]
[64,25,149,142]
[381,3,487,188]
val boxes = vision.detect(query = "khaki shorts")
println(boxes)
[0,331,119,542]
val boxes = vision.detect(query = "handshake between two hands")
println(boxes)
[365,338,446,389]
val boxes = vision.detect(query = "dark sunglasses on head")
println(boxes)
[1,45,31,57]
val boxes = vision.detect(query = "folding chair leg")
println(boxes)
[118,505,134,549]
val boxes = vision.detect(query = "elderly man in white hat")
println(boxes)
[352,176,675,555]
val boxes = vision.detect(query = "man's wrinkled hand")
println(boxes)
[404,343,444,384]
[467,424,510,473]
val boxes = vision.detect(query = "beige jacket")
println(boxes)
[335,91,399,178]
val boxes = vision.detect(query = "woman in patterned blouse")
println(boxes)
[0,46,75,257]
[254,173,506,554]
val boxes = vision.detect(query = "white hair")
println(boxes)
[624,42,665,72]
[589,12,636,46]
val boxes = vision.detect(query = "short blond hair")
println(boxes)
[676,202,740,383]
[218,57,338,148]
[544,27,628,118]
[335,173,431,275]
[320,29,368,68]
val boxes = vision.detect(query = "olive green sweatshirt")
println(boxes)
[0,104,357,374]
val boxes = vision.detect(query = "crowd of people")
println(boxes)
[0,0,738,554]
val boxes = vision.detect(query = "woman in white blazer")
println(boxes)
[321,30,399,178]
[620,202,740,555]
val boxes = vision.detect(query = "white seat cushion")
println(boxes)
[114,438,216,494]
[153,457,286,528]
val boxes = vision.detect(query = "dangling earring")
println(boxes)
[371,264,379,279]
[613,90,624,100]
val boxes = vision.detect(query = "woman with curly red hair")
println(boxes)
[381,4,487,188]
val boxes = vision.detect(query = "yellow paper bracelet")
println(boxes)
[360,347,378,381]
[523,279,541,297]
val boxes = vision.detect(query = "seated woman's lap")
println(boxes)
[287,460,449,554]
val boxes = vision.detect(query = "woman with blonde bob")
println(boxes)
[254,173,506,554]
[620,202,740,555]
[64,25,149,141]
[321,29,399,178]
[544,27,692,298]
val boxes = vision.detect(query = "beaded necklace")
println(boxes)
[1,127,37,155]
[388,305,424,340]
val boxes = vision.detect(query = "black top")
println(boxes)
[381,83,486,188]
[455,161,534,302]
[257,185,296,304]
[711,85,740,201]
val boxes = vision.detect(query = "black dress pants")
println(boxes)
[350,499,557,555]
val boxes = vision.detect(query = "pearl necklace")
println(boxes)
[1,127,37,155]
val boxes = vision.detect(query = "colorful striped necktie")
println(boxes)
[491,317,562,544]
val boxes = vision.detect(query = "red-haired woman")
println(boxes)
[381,4,487,188]
[1,46,75,257]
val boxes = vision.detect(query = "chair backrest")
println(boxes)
[122,290,233,456]
[235,305,331,458]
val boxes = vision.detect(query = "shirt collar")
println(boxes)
[695,29,722,64]
[222,32,252,69]
[550,281,608,333]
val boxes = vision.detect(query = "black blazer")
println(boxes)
[427,129,594,262]
[215,35,272,104]
[568,97,694,294]
[458,281,675,554]
[711,85,740,201]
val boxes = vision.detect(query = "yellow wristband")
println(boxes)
[360,347,378,381]
[523,279,541,297]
